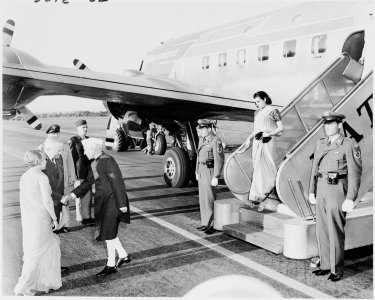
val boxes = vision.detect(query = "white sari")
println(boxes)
[14,168,62,296]
[249,105,280,201]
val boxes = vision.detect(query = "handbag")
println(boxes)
[342,58,363,84]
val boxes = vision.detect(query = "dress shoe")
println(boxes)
[82,218,96,226]
[328,273,342,282]
[204,226,216,235]
[116,255,131,268]
[61,267,69,272]
[197,225,208,231]
[95,266,117,277]
[312,269,330,276]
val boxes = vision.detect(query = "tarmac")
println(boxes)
[2,119,373,298]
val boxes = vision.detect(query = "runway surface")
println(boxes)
[2,119,373,297]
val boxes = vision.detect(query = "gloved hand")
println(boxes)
[119,207,128,213]
[211,177,218,186]
[254,132,263,140]
[196,174,199,181]
[245,139,251,148]
[309,193,316,204]
[342,199,354,212]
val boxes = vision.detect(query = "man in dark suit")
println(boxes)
[43,138,65,223]
[63,138,131,277]
[68,119,95,225]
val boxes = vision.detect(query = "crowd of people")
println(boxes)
[14,89,363,294]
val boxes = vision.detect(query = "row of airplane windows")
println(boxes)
[201,34,327,69]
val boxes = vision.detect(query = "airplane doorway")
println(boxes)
[342,31,365,61]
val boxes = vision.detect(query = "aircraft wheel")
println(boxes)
[112,129,129,152]
[163,147,189,187]
[154,134,167,155]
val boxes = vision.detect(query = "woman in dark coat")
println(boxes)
[64,138,131,277]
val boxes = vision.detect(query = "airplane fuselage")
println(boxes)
[142,1,367,106]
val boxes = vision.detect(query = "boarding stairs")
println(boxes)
[221,54,373,258]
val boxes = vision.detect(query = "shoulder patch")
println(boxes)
[217,140,223,153]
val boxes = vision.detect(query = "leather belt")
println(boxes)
[317,172,347,180]
[198,161,208,165]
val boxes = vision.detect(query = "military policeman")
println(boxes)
[309,111,362,282]
[195,119,225,235]
[68,119,95,226]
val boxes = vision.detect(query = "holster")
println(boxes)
[206,159,214,168]
[327,172,339,185]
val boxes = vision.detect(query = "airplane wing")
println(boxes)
[3,46,263,124]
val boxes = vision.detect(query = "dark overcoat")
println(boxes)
[43,155,64,220]
[72,153,130,241]
[68,135,90,179]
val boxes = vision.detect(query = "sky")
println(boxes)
[2,0,302,113]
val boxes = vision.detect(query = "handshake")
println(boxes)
[60,193,76,206]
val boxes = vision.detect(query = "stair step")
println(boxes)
[223,223,283,254]
[239,207,295,237]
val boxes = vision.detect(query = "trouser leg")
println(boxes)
[198,168,215,226]
[326,185,346,275]
[316,185,330,271]
[105,239,116,267]
[113,237,128,258]
[80,189,92,219]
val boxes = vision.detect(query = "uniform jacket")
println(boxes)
[72,153,130,241]
[195,134,225,178]
[309,134,362,202]
[69,135,90,179]
[43,155,64,217]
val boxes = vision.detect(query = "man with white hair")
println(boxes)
[43,138,66,226]
[63,138,131,277]
[40,125,76,233]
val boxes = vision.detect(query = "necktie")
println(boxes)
[91,160,99,180]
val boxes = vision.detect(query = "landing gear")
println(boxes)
[154,134,167,155]
[162,147,190,187]
[112,128,129,152]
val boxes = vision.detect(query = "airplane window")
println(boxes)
[236,49,246,65]
[218,53,227,67]
[258,45,269,61]
[311,35,327,55]
[202,56,210,69]
[283,40,296,58]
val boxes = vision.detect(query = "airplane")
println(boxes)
[2,1,372,190]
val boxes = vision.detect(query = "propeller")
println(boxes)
[73,59,90,71]
[3,19,42,130]
[3,19,15,47]
[18,107,42,130]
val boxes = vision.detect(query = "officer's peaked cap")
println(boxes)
[46,124,60,134]
[322,111,345,124]
[197,119,215,126]
[75,119,87,127]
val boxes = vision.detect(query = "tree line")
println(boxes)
[35,111,109,118]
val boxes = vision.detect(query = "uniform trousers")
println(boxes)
[74,180,93,221]
[198,166,216,226]
[316,178,347,275]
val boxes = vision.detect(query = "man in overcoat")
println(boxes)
[195,119,225,235]
[68,119,95,225]
[309,111,362,282]
[63,138,131,277]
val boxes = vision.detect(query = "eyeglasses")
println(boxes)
[197,125,210,129]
